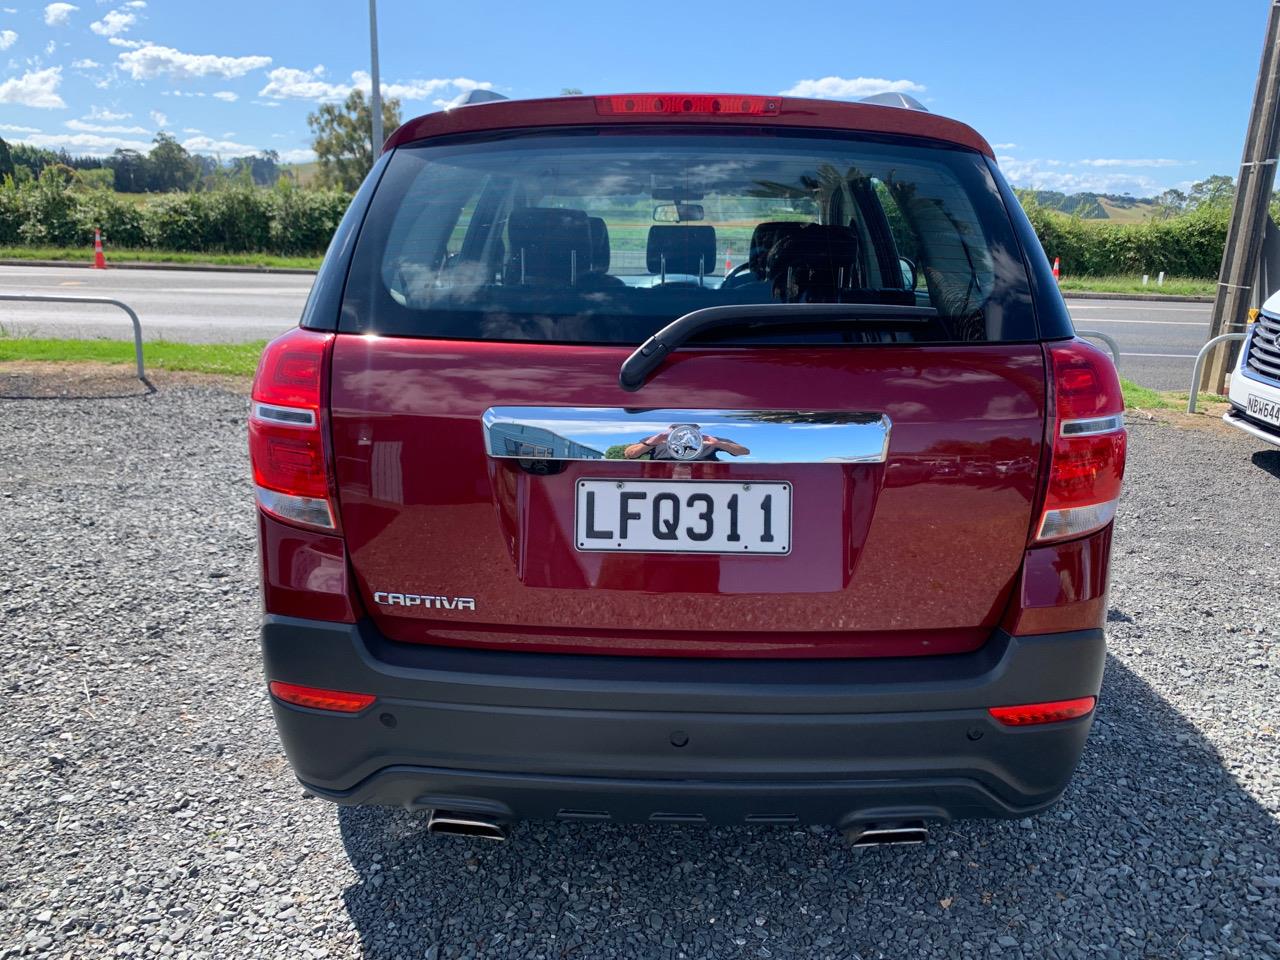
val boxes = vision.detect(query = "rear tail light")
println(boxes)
[269,681,375,713]
[1035,340,1127,543]
[596,94,780,116]
[989,696,1096,726]
[249,328,337,531]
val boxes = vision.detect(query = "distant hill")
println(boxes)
[1021,189,1161,222]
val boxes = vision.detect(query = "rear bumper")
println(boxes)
[261,616,1105,827]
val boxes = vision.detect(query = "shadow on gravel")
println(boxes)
[336,657,1280,958]
[1252,449,1280,480]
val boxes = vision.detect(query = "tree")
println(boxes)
[1186,175,1235,212]
[308,90,401,192]
[561,87,583,96]
[110,148,147,192]
[147,132,198,192]
[0,137,13,183]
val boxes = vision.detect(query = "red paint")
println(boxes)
[384,94,994,158]
[258,513,360,623]
[1002,525,1112,636]
[328,336,1047,657]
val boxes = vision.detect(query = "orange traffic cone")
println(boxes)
[92,228,106,270]
[724,245,732,275]
[1052,256,1060,282]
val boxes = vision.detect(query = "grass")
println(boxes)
[1058,274,1215,297]
[0,336,266,377]
[0,245,322,270]
[0,337,1229,414]
[1095,198,1160,224]
[1121,377,1222,411]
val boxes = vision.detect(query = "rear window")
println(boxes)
[340,128,1036,345]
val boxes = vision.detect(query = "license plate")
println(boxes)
[575,480,791,554]
[1247,393,1280,426]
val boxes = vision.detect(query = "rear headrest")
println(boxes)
[766,223,864,300]
[507,207,592,284]
[587,216,610,273]
[647,225,717,276]
[749,221,807,278]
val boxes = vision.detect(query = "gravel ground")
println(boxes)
[2,366,1279,960]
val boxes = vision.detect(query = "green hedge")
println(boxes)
[1024,204,1229,278]
[0,171,1235,276]
[0,176,351,256]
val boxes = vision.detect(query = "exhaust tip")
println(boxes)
[426,810,508,842]
[844,820,929,848]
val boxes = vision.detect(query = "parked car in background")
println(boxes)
[250,92,1126,845]
[1226,295,1280,446]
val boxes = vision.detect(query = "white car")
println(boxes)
[1226,291,1280,447]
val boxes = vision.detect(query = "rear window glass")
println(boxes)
[340,129,1035,345]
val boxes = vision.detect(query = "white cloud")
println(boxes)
[107,36,143,48]
[181,134,257,154]
[0,67,66,109]
[181,126,200,133]
[992,142,1018,150]
[44,2,77,26]
[0,28,16,50]
[66,117,148,133]
[259,65,492,103]
[1076,158,1194,168]
[11,131,151,154]
[278,147,315,163]
[86,105,129,120]
[0,123,42,134]
[90,8,135,36]
[999,156,1165,195]
[212,90,237,102]
[258,65,347,101]
[252,99,280,108]
[779,76,925,99]
[149,108,166,127]
[45,38,56,54]
[124,0,146,7]
[117,43,271,80]
[71,57,100,68]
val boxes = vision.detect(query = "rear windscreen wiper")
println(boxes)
[618,303,938,392]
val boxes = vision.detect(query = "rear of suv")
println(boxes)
[251,93,1126,842]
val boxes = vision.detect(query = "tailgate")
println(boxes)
[329,336,1046,657]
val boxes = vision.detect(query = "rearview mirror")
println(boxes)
[653,202,705,223]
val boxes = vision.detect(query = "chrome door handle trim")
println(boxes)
[482,407,891,464]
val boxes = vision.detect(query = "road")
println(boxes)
[0,264,1212,390]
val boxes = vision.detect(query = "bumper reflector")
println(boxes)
[988,696,1096,727]
[269,681,375,713]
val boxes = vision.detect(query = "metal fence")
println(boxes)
[0,293,147,382]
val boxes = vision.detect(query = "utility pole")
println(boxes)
[368,0,383,158]
[1202,0,1280,393]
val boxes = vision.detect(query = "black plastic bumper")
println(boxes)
[261,616,1105,828]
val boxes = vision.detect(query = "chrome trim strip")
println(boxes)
[482,407,892,464]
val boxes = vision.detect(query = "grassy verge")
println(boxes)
[0,336,265,377]
[1058,275,1214,297]
[1121,377,1222,411]
[0,246,322,270]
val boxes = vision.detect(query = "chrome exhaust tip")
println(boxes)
[426,810,508,842]
[844,821,929,848]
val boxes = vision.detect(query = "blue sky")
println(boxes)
[0,0,1268,196]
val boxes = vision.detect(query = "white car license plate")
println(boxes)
[1247,393,1280,427]
[575,480,791,554]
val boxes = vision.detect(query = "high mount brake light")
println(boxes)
[248,328,337,531]
[989,696,1096,726]
[596,94,781,116]
[1035,340,1127,543]
[269,681,375,713]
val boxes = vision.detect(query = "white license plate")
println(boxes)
[1247,393,1280,426]
[575,480,791,554]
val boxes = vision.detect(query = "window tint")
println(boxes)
[341,130,1035,345]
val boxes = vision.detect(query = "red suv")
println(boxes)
[251,93,1125,845]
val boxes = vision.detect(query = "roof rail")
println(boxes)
[858,92,929,113]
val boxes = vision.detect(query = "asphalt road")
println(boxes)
[0,264,1212,390]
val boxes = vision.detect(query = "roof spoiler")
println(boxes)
[858,92,929,113]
